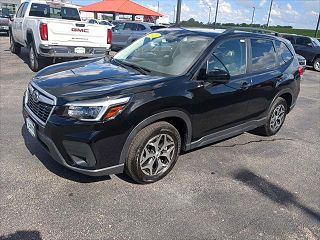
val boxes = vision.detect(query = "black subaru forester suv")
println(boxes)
[23,28,302,183]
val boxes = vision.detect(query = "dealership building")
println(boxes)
[0,0,22,15]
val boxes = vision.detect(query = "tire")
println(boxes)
[254,97,287,136]
[313,58,320,72]
[28,41,46,72]
[125,121,181,184]
[10,33,21,54]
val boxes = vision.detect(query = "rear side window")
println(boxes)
[282,35,295,44]
[211,39,247,76]
[136,24,146,31]
[124,23,137,31]
[251,39,276,71]
[275,40,293,65]
[296,37,312,46]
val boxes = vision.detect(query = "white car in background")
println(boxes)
[10,0,112,71]
[87,19,115,28]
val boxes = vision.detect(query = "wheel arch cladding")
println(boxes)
[26,30,34,45]
[313,55,320,64]
[279,92,292,113]
[119,110,192,165]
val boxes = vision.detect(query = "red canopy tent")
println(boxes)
[80,0,162,20]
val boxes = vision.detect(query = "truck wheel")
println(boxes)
[253,97,287,136]
[28,41,46,72]
[10,33,21,54]
[125,122,181,184]
[313,58,320,72]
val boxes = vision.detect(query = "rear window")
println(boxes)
[251,39,276,71]
[274,40,293,65]
[29,3,80,21]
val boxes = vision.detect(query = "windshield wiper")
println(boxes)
[114,59,151,75]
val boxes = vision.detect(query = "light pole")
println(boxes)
[251,6,255,25]
[176,0,182,24]
[315,13,320,38]
[208,6,212,24]
[266,0,273,27]
[214,0,219,28]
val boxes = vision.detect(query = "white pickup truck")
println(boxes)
[9,0,112,71]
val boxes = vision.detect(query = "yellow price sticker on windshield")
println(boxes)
[146,33,161,39]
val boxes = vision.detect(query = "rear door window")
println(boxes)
[124,23,137,31]
[251,39,277,72]
[274,40,293,65]
[15,3,24,18]
[296,37,312,46]
[282,35,295,44]
[21,2,29,17]
[136,24,146,31]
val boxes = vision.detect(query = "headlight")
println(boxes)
[65,96,130,121]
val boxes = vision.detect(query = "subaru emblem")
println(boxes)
[32,90,40,103]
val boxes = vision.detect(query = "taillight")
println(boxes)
[298,66,304,76]
[40,23,48,41]
[107,29,112,44]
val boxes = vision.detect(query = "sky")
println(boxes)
[73,0,320,29]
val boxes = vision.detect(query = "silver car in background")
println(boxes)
[111,20,166,50]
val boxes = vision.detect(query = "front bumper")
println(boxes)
[23,105,126,177]
[0,25,9,32]
[38,44,108,58]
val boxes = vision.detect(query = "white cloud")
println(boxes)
[270,2,281,18]
[285,3,299,18]
[182,3,190,12]
[259,0,267,7]
[220,1,232,13]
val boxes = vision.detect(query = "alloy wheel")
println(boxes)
[139,134,175,176]
[270,104,285,132]
[314,59,320,71]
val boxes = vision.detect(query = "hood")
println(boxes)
[32,58,167,105]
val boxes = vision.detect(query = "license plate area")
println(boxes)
[26,117,36,138]
[74,47,85,54]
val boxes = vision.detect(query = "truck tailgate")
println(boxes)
[47,20,109,48]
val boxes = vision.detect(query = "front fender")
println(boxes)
[119,110,192,165]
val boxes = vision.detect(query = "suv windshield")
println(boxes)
[29,3,81,21]
[113,32,212,76]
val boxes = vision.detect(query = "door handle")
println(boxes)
[240,80,250,90]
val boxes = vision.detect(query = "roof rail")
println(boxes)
[222,27,279,36]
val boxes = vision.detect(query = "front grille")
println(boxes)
[27,90,53,123]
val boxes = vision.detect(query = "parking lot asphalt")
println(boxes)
[0,34,319,240]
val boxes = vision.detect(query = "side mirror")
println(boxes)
[9,15,14,21]
[307,43,313,47]
[206,69,230,83]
